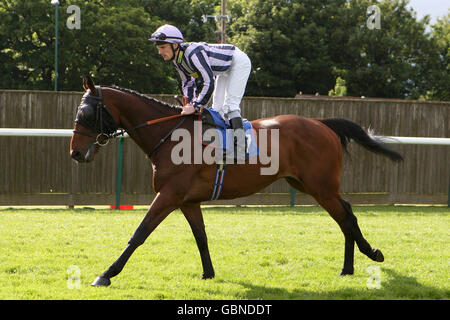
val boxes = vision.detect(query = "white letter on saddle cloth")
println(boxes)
[171,128,191,164]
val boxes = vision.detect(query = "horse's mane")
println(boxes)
[108,85,181,111]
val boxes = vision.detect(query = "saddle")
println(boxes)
[197,108,258,160]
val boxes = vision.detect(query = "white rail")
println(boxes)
[0,128,129,138]
[373,136,450,146]
[0,129,448,145]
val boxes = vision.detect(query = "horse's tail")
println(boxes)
[319,118,403,162]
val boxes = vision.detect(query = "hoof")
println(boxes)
[373,249,384,262]
[91,276,111,287]
[340,269,354,276]
[202,273,215,280]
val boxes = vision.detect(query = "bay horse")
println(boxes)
[70,76,403,287]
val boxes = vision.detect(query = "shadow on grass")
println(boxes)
[201,206,326,216]
[201,205,449,217]
[224,268,449,300]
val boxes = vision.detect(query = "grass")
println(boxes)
[0,205,448,300]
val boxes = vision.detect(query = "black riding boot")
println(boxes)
[230,117,246,162]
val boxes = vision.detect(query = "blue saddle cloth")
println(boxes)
[200,108,258,158]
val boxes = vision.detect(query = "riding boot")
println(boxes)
[230,117,246,163]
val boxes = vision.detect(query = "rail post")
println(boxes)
[290,187,295,207]
[115,137,124,210]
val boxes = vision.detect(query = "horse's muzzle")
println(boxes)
[71,149,87,163]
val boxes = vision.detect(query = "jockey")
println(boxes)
[148,24,251,161]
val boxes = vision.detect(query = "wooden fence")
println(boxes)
[0,90,448,206]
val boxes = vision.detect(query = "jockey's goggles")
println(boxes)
[150,32,182,42]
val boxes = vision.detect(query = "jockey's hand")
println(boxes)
[180,103,196,115]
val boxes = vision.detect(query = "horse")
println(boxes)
[70,75,403,287]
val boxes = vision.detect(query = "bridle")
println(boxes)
[73,86,123,149]
[73,86,188,157]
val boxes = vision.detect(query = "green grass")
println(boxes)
[0,205,448,300]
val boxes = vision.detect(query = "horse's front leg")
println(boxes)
[92,192,180,287]
[180,202,215,279]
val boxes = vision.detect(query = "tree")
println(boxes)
[338,0,445,99]
[0,0,218,93]
[138,0,218,43]
[1,0,447,100]
[227,0,447,99]
[137,0,219,93]
[425,11,450,100]
[329,76,347,97]
[61,0,171,93]
[228,0,342,97]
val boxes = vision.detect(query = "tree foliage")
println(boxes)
[0,0,448,100]
[425,11,450,100]
[329,77,347,97]
[0,0,216,93]
[228,0,448,99]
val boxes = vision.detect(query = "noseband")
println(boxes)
[73,86,123,147]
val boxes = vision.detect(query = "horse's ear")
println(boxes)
[82,77,89,91]
[82,74,98,95]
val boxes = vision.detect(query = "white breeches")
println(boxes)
[211,47,251,119]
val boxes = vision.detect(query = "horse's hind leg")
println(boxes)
[180,203,215,279]
[314,193,384,275]
[314,195,356,275]
[340,199,384,263]
[286,177,354,274]
[288,172,384,275]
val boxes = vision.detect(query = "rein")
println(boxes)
[133,113,187,158]
[134,113,185,130]
[132,102,202,156]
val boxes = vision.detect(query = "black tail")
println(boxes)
[320,118,403,162]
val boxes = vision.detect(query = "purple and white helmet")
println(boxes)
[149,24,183,44]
